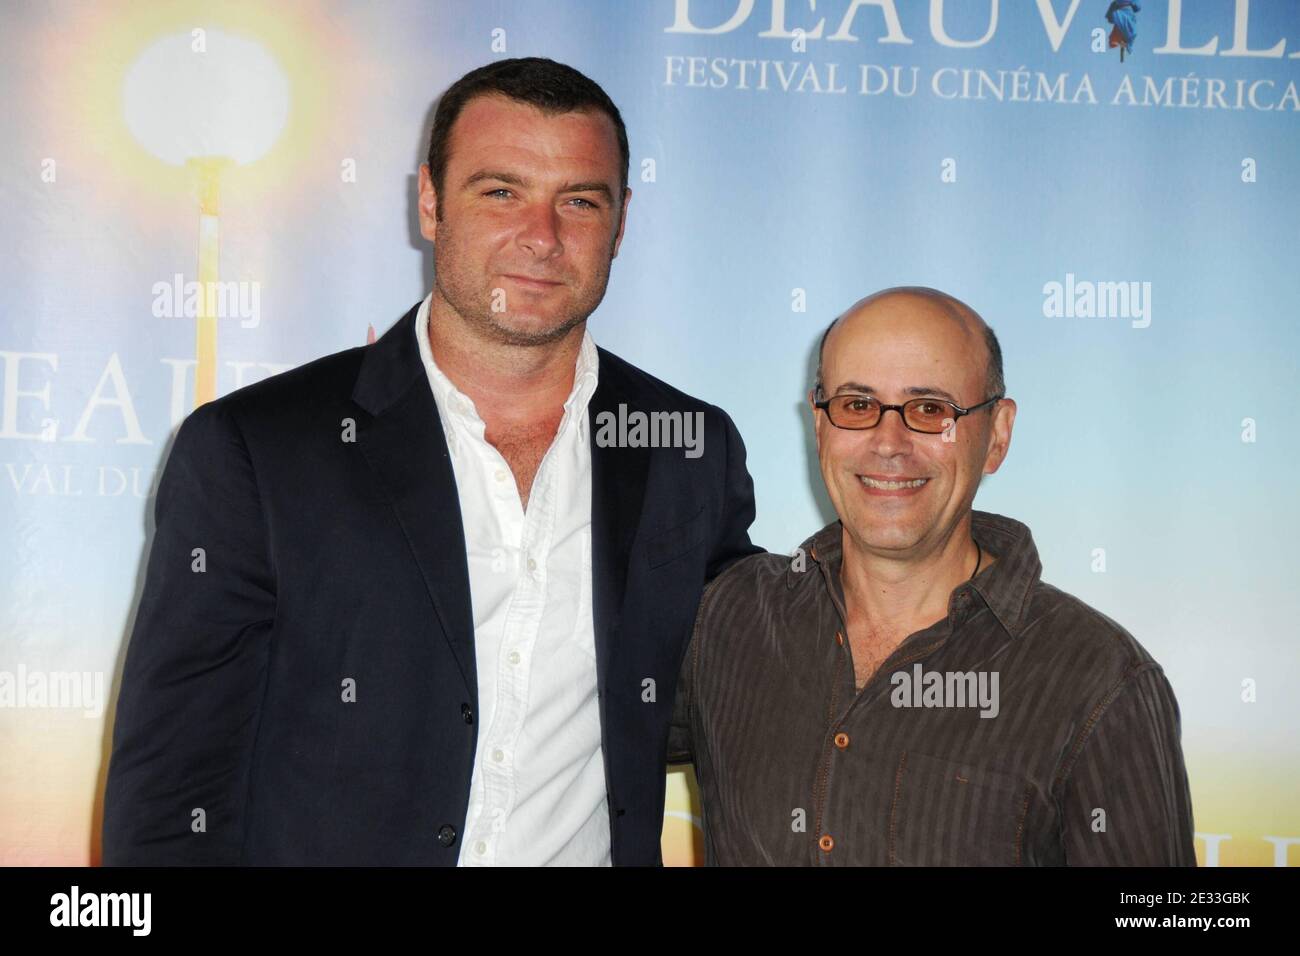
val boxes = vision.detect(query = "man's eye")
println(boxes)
[484,188,512,199]
[567,197,598,208]
[847,399,873,413]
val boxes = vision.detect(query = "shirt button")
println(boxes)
[492,748,504,763]
[475,840,487,855]
[495,469,507,482]
[834,732,850,750]
[461,703,473,724]
[508,650,521,665]
[835,631,845,646]
[818,834,834,852]
[436,824,457,847]
[527,557,538,572]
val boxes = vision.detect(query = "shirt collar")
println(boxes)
[413,292,601,454]
[797,510,1043,638]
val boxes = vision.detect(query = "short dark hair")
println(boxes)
[426,57,629,218]
[814,316,1006,400]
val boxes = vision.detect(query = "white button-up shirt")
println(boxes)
[414,294,610,866]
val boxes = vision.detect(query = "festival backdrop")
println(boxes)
[1,0,1297,867]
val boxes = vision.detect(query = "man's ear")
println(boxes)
[809,390,824,456]
[982,398,1017,476]
[417,164,439,243]
[611,187,632,258]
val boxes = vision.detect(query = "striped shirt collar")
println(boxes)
[798,510,1043,639]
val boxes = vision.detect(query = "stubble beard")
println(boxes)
[432,221,616,348]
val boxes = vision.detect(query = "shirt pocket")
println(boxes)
[888,750,1027,866]
[644,505,707,569]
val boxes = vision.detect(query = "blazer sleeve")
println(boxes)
[706,406,761,580]
[102,399,277,865]
[666,615,698,766]
[669,407,760,766]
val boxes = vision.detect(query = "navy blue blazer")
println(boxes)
[102,301,759,866]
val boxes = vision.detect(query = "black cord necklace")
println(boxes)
[970,543,983,580]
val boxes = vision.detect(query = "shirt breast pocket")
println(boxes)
[889,750,1027,866]
[644,506,707,570]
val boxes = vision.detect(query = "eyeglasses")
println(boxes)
[811,389,1003,433]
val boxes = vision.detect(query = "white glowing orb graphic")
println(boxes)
[123,29,289,165]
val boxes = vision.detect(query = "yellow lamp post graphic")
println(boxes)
[123,29,288,408]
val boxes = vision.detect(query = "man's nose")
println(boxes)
[516,201,562,258]
[867,406,915,457]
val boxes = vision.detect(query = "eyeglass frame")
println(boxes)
[810,387,1004,433]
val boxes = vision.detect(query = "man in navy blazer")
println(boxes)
[102,58,758,866]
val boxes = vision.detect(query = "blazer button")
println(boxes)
[461,703,474,724]
[437,824,457,848]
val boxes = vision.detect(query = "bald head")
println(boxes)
[815,287,1004,401]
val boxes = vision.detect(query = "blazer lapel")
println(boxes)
[351,302,476,696]
[588,354,651,688]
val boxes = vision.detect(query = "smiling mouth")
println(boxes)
[859,475,930,491]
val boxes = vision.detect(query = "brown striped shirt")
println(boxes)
[668,510,1197,866]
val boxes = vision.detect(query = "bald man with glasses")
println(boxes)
[668,286,1196,867]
